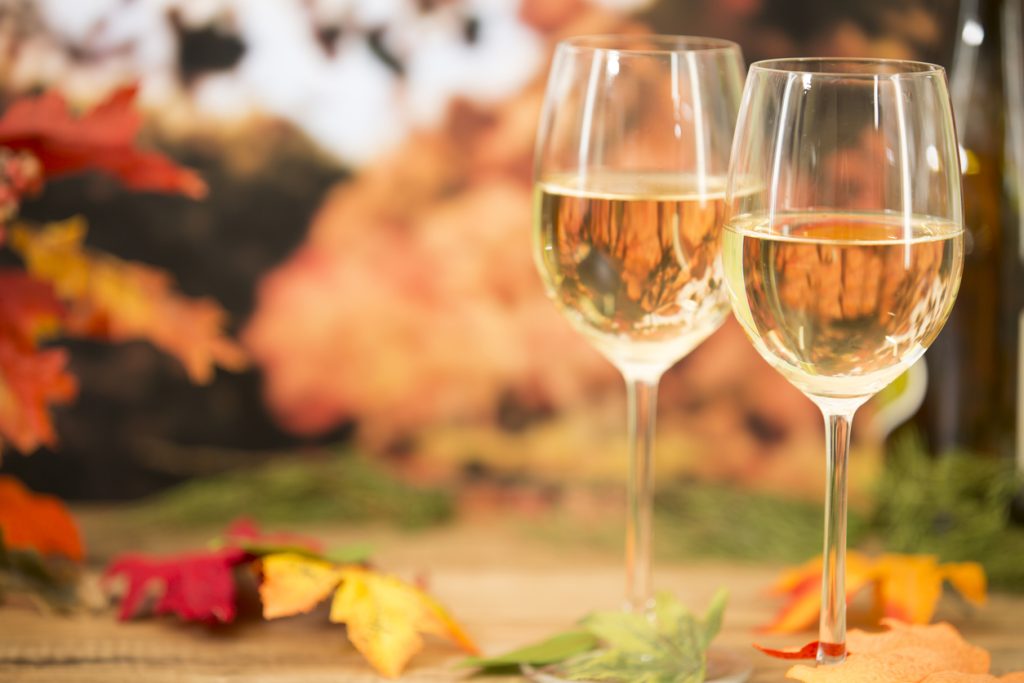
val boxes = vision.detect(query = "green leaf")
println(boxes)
[233,540,373,565]
[560,592,722,683]
[701,589,728,648]
[461,629,598,669]
[324,543,374,565]
[560,648,702,683]
[0,530,80,612]
[457,592,727,682]
[581,610,661,653]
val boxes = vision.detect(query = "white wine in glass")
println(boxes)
[532,34,749,681]
[724,59,965,665]
[535,172,732,371]
[724,212,963,397]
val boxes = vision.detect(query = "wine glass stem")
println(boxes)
[817,404,857,664]
[624,372,661,615]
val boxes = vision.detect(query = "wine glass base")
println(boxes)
[521,646,752,683]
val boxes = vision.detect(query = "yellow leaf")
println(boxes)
[939,563,987,606]
[872,554,945,623]
[763,553,987,633]
[330,567,478,678]
[259,553,343,619]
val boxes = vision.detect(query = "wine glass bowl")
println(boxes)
[723,58,965,663]
[534,35,745,382]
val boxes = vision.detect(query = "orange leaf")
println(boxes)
[10,219,246,384]
[0,86,206,197]
[939,563,987,606]
[0,475,83,560]
[330,566,479,678]
[762,553,988,634]
[0,268,64,344]
[782,621,998,683]
[0,270,76,453]
[761,552,875,633]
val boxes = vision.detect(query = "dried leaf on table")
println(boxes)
[330,566,479,678]
[461,630,599,670]
[10,218,246,384]
[259,552,343,619]
[779,620,1020,683]
[560,590,727,683]
[105,547,249,624]
[0,475,82,560]
[754,641,827,660]
[463,591,726,683]
[762,552,986,634]
[0,86,206,197]
[260,553,478,678]
[871,555,986,623]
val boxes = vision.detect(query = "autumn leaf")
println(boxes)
[463,591,727,683]
[779,620,1018,683]
[330,566,479,677]
[0,269,75,453]
[0,86,206,197]
[0,334,76,453]
[0,148,43,227]
[762,552,986,634]
[0,475,83,560]
[10,218,246,384]
[754,641,837,660]
[259,553,478,678]
[259,553,343,619]
[871,555,986,624]
[0,269,63,344]
[105,547,249,624]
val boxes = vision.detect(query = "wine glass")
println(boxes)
[533,35,745,616]
[723,59,965,664]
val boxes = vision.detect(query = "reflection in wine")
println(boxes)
[724,213,964,400]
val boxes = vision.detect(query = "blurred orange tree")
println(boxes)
[0,86,245,455]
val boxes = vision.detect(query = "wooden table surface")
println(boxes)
[1,512,1022,682]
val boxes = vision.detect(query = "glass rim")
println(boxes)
[749,57,946,78]
[557,34,740,56]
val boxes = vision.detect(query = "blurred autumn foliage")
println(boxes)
[0,0,946,496]
[0,86,244,455]
[243,3,840,499]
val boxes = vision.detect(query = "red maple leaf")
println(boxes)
[104,519,324,624]
[105,547,249,624]
[0,86,206,198]
[755,641,844,660]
